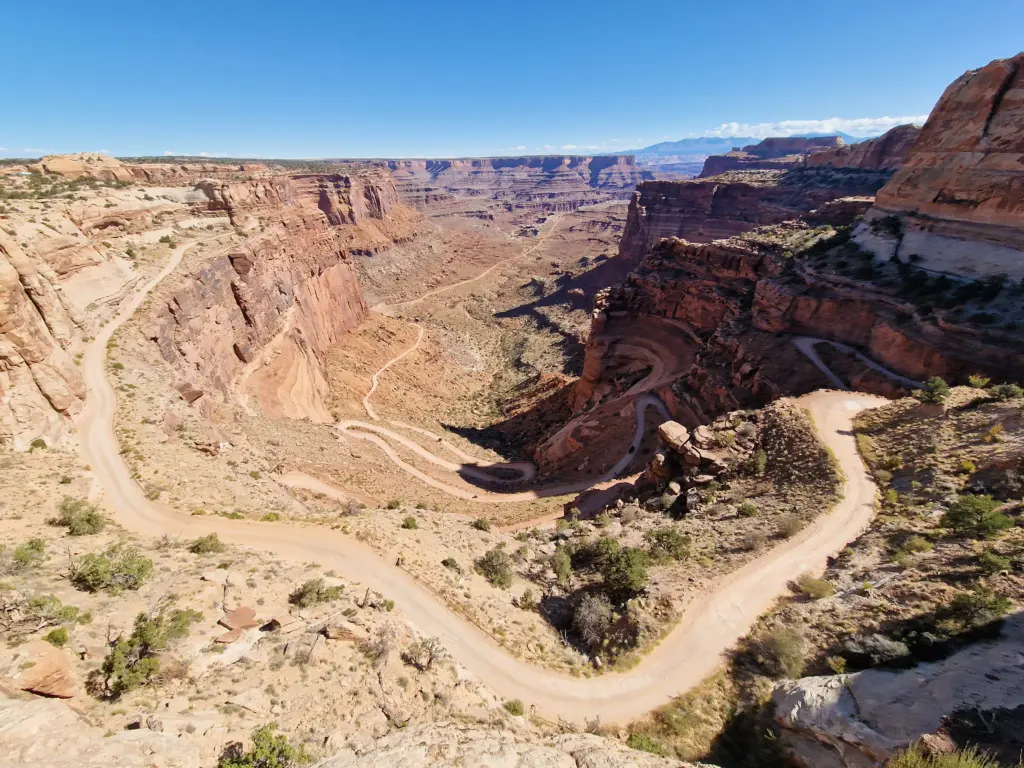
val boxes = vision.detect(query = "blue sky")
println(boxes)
[2,0,1022,159]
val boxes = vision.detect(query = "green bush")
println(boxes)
[503,699,525,716]
[400,516,418,530]
[385,499,402,510]
[552,547,572,588]
[601,547,650,599]
[11,538,47,570]
[915,376,950,404]
[29,438,48,451]
[288,578,343,608]
[626,733,669,757]
[644,526,691,561]
[441,557,461,573]
[217,723,309,768]
[72,544,153,593]
[901,535,933,554]
[795,574,835,599]
[889,745,1001,768]
[977,549,1011,575]
[44,627,69,646]
[777,514,805,539]
[100,609,202,696]
[471,518,491,532]
[940,495,1011,539]
[938,587,1012,631]
[967,375,991,389]
[750,628,805,678]
[737,500,758,517]
[475,546,513,589]
[746,449,768,476]
[989,383,1024,401]
[50,497,106,535]
[188,533,226,554]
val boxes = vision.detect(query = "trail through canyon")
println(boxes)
[78,234,887,724]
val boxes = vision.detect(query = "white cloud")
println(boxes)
[163,151,178,156]
[542,144,554,150]
[515,145,527,151]
[199,152,213,157]
[97,148,110,154]
[561,144,577,150]
[702,115,927,139]
[22,147,47,153]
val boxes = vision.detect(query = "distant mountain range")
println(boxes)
[634,132,869,157]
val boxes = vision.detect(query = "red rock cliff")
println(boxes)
[150,171,419,421]
[806,125,921,170]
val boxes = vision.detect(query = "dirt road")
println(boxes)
[79,238,886,724]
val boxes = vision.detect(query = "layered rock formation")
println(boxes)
[0,232,86,449]
[150,171,419,421]
[617,169,887,266]
[806,124,921,171]
[856,53,1024,279]
[699,136,844,177]
[32,152,136,182]
[773,614,1024,768]
[386,155,651,216]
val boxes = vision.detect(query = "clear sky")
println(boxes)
[2,0,1022,159]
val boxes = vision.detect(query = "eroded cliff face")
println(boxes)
[0,233,86,449]
[806,124,921,171]
[386,155,652,215]
[698,136,844,177]
[858,53,1024,279]
[150,171,420,421]
[617,169,888,267]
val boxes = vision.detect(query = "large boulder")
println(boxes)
[0,640,78,698]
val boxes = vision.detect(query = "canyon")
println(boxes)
[1,50,1023,768]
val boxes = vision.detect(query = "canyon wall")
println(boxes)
[806,124,921,170]
[385,155,652,215]
[857,53,1024,279]
[698,136,844,177]
[617,169,887,266]
[149,171,419,421]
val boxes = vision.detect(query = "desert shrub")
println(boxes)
[44,626,69,646]
[989,383,1024,401]
[515,588,537,611]
[794,574,835,599]
[737,500,758,517]
[776,514,804,539]
[938,587,1012,631]
[626,733,669,757]
[552,547,572,588]
[826,655,847,673]
[29,438,48,451]
[977,549,1011,575]
[842,633,910,667]
[745,449,768,476]
[901,535,933,554]
[573,593,614,650]
[874,468,894,485]
[99,609,202,697]
[218,722,309,768]
[400,516,418,530]
[749,628,805,678]
[503,699,524,716]
[72,544,152,593]
[940,495,1011,539]
[188,533,225,554]
[50,497,106,535]
[644,526,691,562]
[441,557,461,573]
[261,512,281,522]
[471,518,491,532]
[385,499,402,510]
[889,745,1001,768]
[601,547,650,600]
[475,546,513,589]
[740,531,767,551]
[959,459,977,475]
[967,375,991,388]
[401,637,445,671]
[10,538,47,571]
[288,578,343,608]
[915,376,950,404]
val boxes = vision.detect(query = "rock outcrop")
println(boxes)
[617,170,887,267]
[31,153,136,182]
[772,613,1024,768]
[314,722,698,767]
[0,233,86,449]
[0,640,78,698]
[699,136,845,177]
[386,155,652,215]
[150,171,420,421]
[0,694,201,767]
[806,125,921,171]
[856,53,1024,279]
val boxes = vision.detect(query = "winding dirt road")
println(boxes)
[79,238,886,724]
